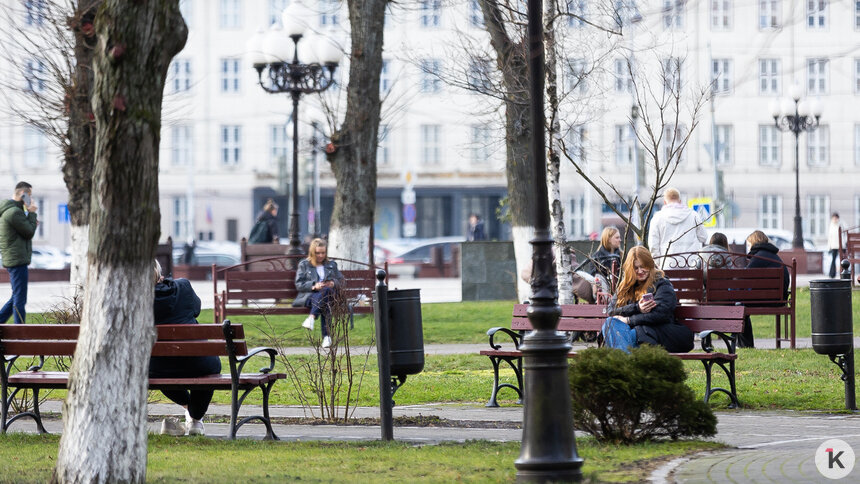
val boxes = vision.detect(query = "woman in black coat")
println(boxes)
[607,246,693,353]
[150,260,221,436]
[589,226,622,290]
[738,230,791,348]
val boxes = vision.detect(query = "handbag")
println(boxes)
[601,317,638,353]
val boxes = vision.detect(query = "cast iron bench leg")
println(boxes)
[486,355,523,407]
[261,381,279,441]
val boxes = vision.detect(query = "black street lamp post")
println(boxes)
[246,0,340,256]
[771,85,821,249]
[514,0,584,481]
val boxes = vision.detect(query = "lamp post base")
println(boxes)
[792,215,804,249]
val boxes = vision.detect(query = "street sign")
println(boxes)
[403,223,417,237]
[58,203,70,224]
[403,203,416,224]
[688,197,716,228]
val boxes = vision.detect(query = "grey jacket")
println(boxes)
[292,258,344,307]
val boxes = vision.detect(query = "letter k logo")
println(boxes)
[828,449,845,469]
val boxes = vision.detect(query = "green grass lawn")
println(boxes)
[0,433,723,483]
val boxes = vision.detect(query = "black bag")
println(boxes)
[248,219,269,244]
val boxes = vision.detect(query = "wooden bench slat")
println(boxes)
[226,271,294,281]
[156,324,244,340]
[0,325,80,339]
[2,341,77,356]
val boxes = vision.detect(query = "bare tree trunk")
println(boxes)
[478,0,536,302]
[326,0,387,266]
[53,2,186,482]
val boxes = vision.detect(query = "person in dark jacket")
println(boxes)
[607,246,694,353]
[738,230,791,348]
[293,238,344,349]
[588,226,622,292]
[248,199,279,244]
[700,232,735,270]
[150,260,221,436]
[0,181,38,324]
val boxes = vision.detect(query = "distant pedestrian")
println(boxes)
[700,232,734,270]
[738,230,790,349]
[248,199,279,244]
[0,181,38,324]
[827,212,844,278]
[647,188,707,268]
[468,213,486,241]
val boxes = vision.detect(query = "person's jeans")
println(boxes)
[0,264,28,324]
[306,287,335,337]
[829,249,839,278]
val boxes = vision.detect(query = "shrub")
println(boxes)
[568,345,717,444]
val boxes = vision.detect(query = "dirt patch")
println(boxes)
[148,414,521,429]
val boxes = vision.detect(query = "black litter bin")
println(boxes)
[810,279,853,355]
[387,289,424,377]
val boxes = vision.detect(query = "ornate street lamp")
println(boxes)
[770,84,821,249]
[246,0,341,256]
[514,0,583,481]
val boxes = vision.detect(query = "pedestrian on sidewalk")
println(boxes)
[0,181,38,324]
[150,260,220,436]
[827,212,844,278]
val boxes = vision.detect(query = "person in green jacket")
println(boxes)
[0,182,39,324]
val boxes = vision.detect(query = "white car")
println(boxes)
[31,246,69,270]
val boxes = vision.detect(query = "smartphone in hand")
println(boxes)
[21,193,31,207]
[641,293,654,303]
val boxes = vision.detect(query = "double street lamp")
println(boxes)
[770,85,822,250]
[246,0,341,255]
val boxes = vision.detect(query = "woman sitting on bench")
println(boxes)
[150,260,221,436]
[603,246,693,353]
[293,238,344,349]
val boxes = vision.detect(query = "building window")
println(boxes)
[171,125,193,166]
[856,0,860,29]
[662,57,682,92]
[759,195,781,229]
[180,0,193,26]
[855,124,860,165]
[569,195,587,238]
[471,124,492,165]
[420,59,441,93]
[663,124,687,164]
[419,0,441,27]
[219,0,242,29]
[759,58,780,94]
[567,0,586,27]
[268,0,287,25]
[421,124,441,165]
[470,0,485,27]
[567,125,586,165]
[807,125,828,166]
[170,59,192,93]
[24,0,47,26]
[759,0,780,29]
[807,58,827,94]
[270,124,289,166]
[23,127,47,168]
[714,125,732,166]
[807,195,829,238]
[320,0,339,26]
[663,0,684,29]
[221,125,241,165]
[566,58,587,93]
[807,0,827,28]
[467,59,492,92]
[173,197,189,241]
[614,0,640,27]
[25,59,46,93]
[711,58,732,94]
[378,124,390,166]
[615,124,634,165]
[855,59,860,93]
[380,60,391,95]
[220,58,241,93]
[711,0,731,29]
[614,58,632,93]
[759,125,780,166]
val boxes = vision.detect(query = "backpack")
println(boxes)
[248,219,269,244]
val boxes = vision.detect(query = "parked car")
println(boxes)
[31,246,68,270]
[172,241,241,267]
[386,237,465,277]
[704,228,818,252]
[374,238,421,265]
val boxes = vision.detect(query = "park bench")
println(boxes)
[1,321,285,440]
[212,255,383,324]
[480,303,745,408]
[839,227,860,287]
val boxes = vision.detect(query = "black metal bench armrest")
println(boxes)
[487,327,522,350]
[698,330,737,354]
[236,347,278,374]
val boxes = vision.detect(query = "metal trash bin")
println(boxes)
[387,288,424,377]
[810,279,853,356]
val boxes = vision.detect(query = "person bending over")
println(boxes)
[293,238,344,349]
[150,260,221,436]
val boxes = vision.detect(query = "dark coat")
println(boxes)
[589,246,621,279]
[292,258,345,307]
[747,242,790,301]
[249,211,279,244]
[0,199,37,268]
[608,276,693,353]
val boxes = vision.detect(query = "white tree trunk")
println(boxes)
[548,159,574,305]
[68,224,88,297]
[328,225,371,270]
[54,263,155,483]
[512,225,535,302]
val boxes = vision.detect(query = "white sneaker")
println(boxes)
[160,418,185,436]
[302,315,315,330]
[187,419,205,436]
[322,336,332,348]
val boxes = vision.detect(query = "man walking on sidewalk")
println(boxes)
[0,182,38,324]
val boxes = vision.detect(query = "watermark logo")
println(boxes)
[815,439,855,480]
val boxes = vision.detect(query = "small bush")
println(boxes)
[568,345,717,444]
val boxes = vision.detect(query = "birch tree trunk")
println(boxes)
[53,2,186,482]
[478,0,537,302]
[326,0,387,266]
